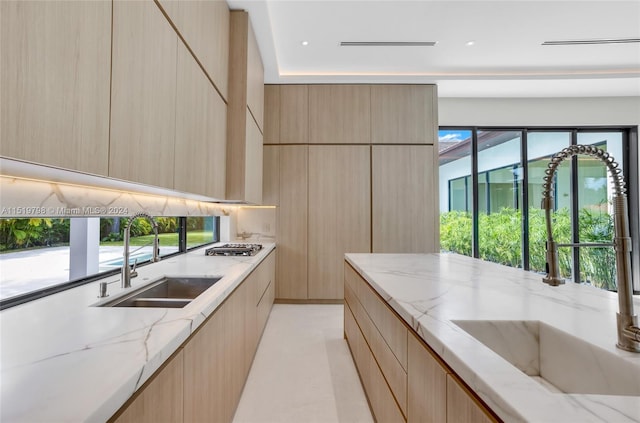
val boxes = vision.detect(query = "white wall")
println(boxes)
[438,97,640,128]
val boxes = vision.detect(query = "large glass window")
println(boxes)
[477,130,523,268]
[439,127,637,293]
[0,215,219,306]
[439,130,473,257]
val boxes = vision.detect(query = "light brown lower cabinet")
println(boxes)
[446,374,497,423]
[112,251,276,423]
[345,261,500,423]
[110,349,184,423]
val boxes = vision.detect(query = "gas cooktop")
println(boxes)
[205,243,263,256]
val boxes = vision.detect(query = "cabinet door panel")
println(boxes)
[1,1,111,174]
[158,0,229,99]
[280,85,309,144]
[184,306,227,423]
[110,0,177,188]
[371,85,437,144]
[308,146,371,299]
[372,145,437,253]
[246,22,264,131]
[264,85,280,144]
[114,350,184,423]
[447,375,497,423]
[276,146,308,299]
[407,333,447,423]
[309,85,370,144]
[262,145,280,206]
[345,302,405,422]
[174,44,226,198]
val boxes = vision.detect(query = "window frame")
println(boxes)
[0,215,221,310]
[439,125,639,293]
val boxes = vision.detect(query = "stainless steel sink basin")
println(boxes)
[100,276,222,308]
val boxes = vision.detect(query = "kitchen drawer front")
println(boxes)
[345,268,407,415]
[346,263,407,370]
[345,301,405,423]
[256,250,275,304]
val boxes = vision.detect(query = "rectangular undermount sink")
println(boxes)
[100,276,222,308]
[452,319,640,396]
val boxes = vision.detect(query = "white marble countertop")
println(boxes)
[345,253,640,423]
[0,242,275,422]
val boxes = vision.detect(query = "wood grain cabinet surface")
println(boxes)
[308,145,371,299]
[112,251,275,423]
[109,0,177,189]
[227,10,264,203]
[174,43,227,198]
[263,85,310,144]
[346,262,502,423]
[111,350,184,423]
[157,0,230,100]
[371,85,438,144]
[372,145,438,254]
[308,85,371,144]
[275,145,308,299]
[0,0,111,175]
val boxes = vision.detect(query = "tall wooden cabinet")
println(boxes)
[109,0,178,189]
[308,146,371,299]
[0,0,111,175]
[276,146,308,299]
[263,84,439,301]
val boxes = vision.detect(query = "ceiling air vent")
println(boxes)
[340,41,437,47]
[542,38,640,46]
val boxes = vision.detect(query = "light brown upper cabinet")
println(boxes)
[174,43,227,199]
[308,145,371,299]
[371,85,438,144]
[263,85,310,144]
[157,0,230,100]
[0,1,111,175]
[308,85,370,144]
[262,146,279,206]
[227,10,264,203]
[110,0,177,189]
[372,145,438,253]
[263,86,281,144]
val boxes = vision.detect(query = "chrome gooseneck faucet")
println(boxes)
[122,212,160,289]
[542,144,640,352]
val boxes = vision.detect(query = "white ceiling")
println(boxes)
[225,0,640,97]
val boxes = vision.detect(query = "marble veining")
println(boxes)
[0,243,275,422]
[346,253,640,423]
[0,176,235,218]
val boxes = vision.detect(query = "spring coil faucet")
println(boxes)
[122,212,161,289]
[542,144,639,352]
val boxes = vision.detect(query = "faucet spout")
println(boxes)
[541,144,639,353]
[122,212,160,289]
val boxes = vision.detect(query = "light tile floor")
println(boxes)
[233,304,374,423]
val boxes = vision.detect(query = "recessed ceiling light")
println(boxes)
[301,41,309,46]
[465,40,476,46]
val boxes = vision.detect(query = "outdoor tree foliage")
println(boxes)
[440,207,616,290]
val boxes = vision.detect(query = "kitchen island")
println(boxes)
[0,243,275,422]
[345,253,640,422]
